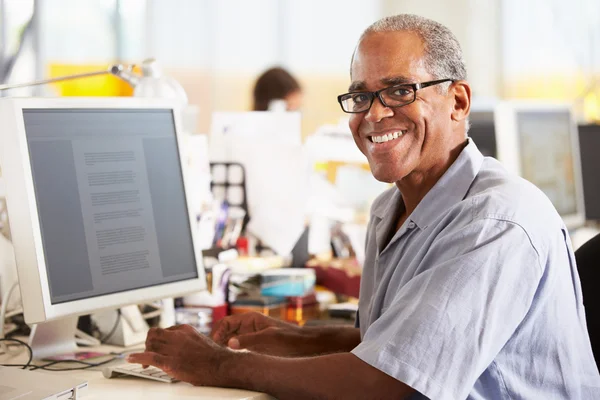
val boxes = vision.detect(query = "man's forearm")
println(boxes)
[296,325,361,355]
[220,351,414,400]
[221,317,361,357]
[262,325,361,357]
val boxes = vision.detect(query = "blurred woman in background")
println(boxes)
[252,67,303,111]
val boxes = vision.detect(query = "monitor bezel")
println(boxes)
[0,97,206,323]
[494,100,585,230]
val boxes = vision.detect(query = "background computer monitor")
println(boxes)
[578,124,600,222]
[495,102,585,229]
[208,111,309,258]
[468,107,497,158]
[209,111,302,161]
[0,98,206,358]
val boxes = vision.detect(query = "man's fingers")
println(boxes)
[212,319,239,345]
[228,330,270,350]
[126,351,169,369]
[228,337,242,349]
[145,334,168,352]
[146,340,170,355]
[165,325,180,331]
[147,327,169,340]
[165,324,190,331]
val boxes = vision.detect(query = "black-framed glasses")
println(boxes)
[337,79,455,114]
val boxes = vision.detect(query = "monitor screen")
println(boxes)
[578,124,600,221]
[468,110,497,158]
[23,109,198,304]
[516,110,578,217]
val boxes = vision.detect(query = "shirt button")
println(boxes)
[407,221,416,229]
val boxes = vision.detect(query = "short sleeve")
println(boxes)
[351,217,543,400]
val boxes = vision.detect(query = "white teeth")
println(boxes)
[370,131,406,143]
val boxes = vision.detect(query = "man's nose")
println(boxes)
[364,96,394,123]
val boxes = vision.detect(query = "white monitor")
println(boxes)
[209,111,302,161]
[208,111,308,257]
[495,101,585,229]
[0,97,206,358]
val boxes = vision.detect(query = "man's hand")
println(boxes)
[126,323,411,399]
[211,312,362,357]
[126,324,231,387]
[211,312,304,356]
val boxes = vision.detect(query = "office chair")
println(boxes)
[574,232,600,367]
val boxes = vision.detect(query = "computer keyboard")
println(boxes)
[102,363,178,383]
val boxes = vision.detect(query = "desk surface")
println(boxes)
[3,341,274,400]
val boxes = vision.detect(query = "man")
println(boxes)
[128,14,600,399]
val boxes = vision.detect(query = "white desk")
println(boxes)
[2,341,275,400]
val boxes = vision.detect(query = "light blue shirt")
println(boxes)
[352,140,600,399]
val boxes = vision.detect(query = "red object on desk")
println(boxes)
[286,293,319,324]
[306,258,361,298]
[236,237,249,256]
[211,303,228,323]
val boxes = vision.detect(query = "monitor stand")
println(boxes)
[27,301,172,359]
[28,317,101,360]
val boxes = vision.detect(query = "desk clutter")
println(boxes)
[209,162,250,249]
[175,251,359,331]
[186,156,364,329]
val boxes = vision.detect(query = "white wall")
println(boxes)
[145,0,379,75]
[381,0,503,99]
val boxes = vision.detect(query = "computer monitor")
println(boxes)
[578,124,600,222]
[495,102,585,229]
[209,111,302,161]
[468,107,497,158]
[0,97,206,358]
[209,111,308,257]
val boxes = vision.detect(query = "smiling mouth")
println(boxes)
[368,130,406,143]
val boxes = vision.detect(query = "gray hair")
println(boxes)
[356,14,467,92]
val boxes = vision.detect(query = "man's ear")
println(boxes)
[450,80,471,122]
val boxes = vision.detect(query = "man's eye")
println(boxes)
[392,88,412,97]
[352,94,370,104]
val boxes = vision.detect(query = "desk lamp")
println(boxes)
[0,58,188,104]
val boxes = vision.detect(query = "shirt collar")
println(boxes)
[371,139,484,230]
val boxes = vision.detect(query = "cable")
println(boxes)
[1,357,119,371]
[99,309,121,344]
[0,337,119,372]
[0,338,33,369]
[28,356,119,371]
[0,283,20,355]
